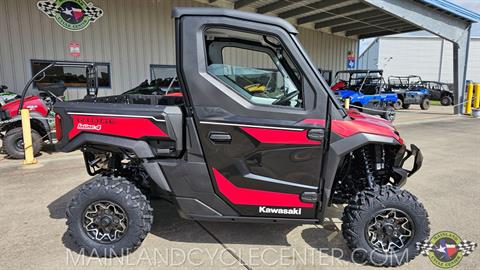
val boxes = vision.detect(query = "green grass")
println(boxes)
[430,100,441,106]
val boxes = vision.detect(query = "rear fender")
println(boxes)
[60,133,172,192]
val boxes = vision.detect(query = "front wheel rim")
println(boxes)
[366,208,414,253]
[82,200,128,243]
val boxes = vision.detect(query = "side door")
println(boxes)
[430,82,442,99]
[176,15,330,219]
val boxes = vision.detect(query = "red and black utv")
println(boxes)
[49,8,428,266]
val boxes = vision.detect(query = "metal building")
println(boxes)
[0,0,357,99]
[359,35,480,84]
[0,0,478,113]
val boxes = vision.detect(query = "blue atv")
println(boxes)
[332,70,397,121]
[387,76,431,110]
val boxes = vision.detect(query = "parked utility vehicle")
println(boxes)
[47,8,429,266]
[0,85,19,103]
[420,81,454,106]
[387,76,430,110]
[0,62,98,159]
[332,70,397,121]
[0,82,66,158]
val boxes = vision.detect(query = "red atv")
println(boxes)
[0,83,65,158]
[47,8,428,266]
[1,62,98,159]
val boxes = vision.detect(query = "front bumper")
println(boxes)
[392,144,423,186]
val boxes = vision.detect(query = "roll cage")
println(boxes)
[334,69,386,94]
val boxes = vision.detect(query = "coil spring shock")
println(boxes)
[360,148,375,187]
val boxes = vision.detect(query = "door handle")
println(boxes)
[209,132,232,143]
[307,129,324,141]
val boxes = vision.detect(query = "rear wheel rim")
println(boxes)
[15,138,24,151]
[366,208,414,253]
[441,97,450,105]
[82,200,128,244]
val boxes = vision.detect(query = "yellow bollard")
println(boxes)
[465,82,474,115]
[21,109,37,165]
[344,98,350,110]
[475,83,480,109]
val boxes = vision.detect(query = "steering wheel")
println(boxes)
[272,90,299,106]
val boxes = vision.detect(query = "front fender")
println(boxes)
[0,113,51,141]
[319,133,401,221]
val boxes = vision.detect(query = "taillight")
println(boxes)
[55,114,62,141]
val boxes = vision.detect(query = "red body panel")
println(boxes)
[68,115,168,139]
[2,96,48,118]
[331,81,346,91]
[240,127,320,145]
[302,109,403,144]
[212,168,314,208]
[164,92,183,97]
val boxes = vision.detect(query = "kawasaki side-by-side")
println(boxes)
[387,76,431,110]
[20,8,429,267]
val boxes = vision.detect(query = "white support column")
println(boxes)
[453,26,471,114]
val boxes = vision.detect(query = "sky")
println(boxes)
[359,0,480,54]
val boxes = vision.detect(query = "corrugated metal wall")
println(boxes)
[0,0,357,97]
[298,27,357,75]
[359,36,480,83]
[358,39,380,70]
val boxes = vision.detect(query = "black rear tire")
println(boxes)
[401,103,410,109]
[440,96,452,106]
[66,177,153,257]
[342,186,430,267]
[2,127,42,159]
[420,98,430,110]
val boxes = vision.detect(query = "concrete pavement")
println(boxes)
[0,113,478,269]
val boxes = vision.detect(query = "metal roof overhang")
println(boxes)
[201,0,479,114]
[205,0,478,40]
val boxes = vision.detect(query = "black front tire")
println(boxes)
[420,98,430,110]
[342,186,430,267]
[393,99,403,110]
[66,177,153,257]
[2,127,42,159]
[440,96,452,106]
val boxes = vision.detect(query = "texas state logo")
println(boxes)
[417,231,477,268]
[37,0,103,31]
